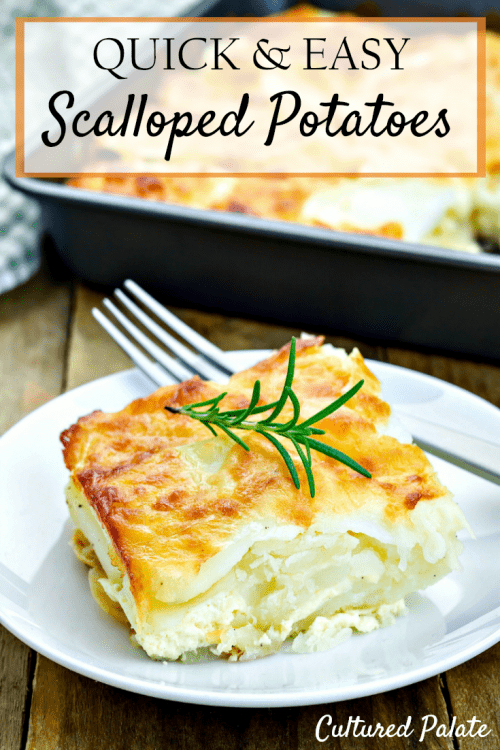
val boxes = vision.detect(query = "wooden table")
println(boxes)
[1,265,499,750]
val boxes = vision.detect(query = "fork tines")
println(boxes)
[92,280,235,387]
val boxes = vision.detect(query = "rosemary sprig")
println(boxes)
[165,338,371,497]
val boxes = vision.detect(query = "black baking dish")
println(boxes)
[5,0,500,359]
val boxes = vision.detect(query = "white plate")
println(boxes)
[1,351,500,708]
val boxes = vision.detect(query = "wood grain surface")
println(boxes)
[1,267,499,750]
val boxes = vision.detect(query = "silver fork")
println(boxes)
[93,279,234,386]
[93,280,500,486]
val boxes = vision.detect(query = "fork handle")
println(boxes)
[398,412,500,485]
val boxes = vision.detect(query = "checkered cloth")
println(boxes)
[0,0,195,294]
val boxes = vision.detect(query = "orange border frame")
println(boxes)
[16,16,487,179]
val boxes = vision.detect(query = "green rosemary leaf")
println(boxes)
[305,438,371,478]
[284,337,297,390]
[196,391,227,409]
[206,407,223,421]
[261,432,300,489]
[185,392,228,410]
[230,380,261,425]
[278,386,301,431]
[221,399,280,418]
[247,400,280,415]
[203,422,218,437]
[217,423,250,451]
[305,439,312,465]
[260,337,297,425]
[290,437,315,498]
[300,380,365,429]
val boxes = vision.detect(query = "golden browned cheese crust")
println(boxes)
[61,340,448,618]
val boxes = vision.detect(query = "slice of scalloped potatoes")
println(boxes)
[62,338,469,660]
